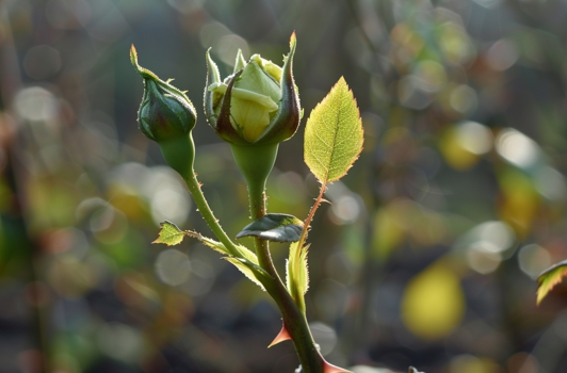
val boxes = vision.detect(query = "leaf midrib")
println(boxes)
[322,84,345,183]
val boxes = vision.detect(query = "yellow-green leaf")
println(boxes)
[286,242,309,312]
[304,77,363,183]
[153,221,186,246]
[537,259,567,305]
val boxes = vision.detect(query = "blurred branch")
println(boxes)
[0,4,49,373]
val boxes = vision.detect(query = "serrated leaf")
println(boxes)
[537,259,567,305]
[286,242,309,312]
[304,77,363,184]
[153,221,186,246]
[154,221,239,258]
[236,213,304,242]
[223,257,269,291]
[200,237,232,256]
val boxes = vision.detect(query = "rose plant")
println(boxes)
[131,33,370,373]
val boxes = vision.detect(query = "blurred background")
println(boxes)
[1,0,567,372]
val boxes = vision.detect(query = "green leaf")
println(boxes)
[223,257,270,291]
[153,221,186,246]
[236,213,304,242]
[153,222,261,267]
[304,77,363,184]
[537,259,567,305]
[286,242,309,312]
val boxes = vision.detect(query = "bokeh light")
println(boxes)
[3,1,567,372]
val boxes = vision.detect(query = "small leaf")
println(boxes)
[236,213,304,242]
[154,221,239,258]
[537,259,567,305]
[223,257,270,291]
[304,77,363,184]
[286,242,309,312]
[153,221,186,246]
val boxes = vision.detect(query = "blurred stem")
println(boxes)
[0,4,49,372]
[245,157,325,373]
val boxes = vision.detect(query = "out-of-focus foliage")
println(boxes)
[537,260,567,305]
[1,0,567,372]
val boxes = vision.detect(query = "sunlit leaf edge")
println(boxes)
[286,242,309,304]
[537,259,567,305]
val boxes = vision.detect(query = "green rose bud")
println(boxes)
[203,34,301,206]
[204,33,301,145]
[131,45,196,179]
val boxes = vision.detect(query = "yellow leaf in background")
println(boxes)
[439,127,480,170]
[371,209,404,260]
[498,169,540,239]
[402,262,465,340]
[439,122,493,171]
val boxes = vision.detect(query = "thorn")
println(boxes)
[166,78,174,83]
[323,360,351,373]
[320,198,331,205]
[268,322,292,348]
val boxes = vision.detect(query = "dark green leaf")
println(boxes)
[236,213,304,242]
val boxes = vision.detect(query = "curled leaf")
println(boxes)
[537,259,567,305]
[286,242,309,313]
[236,213,304,242]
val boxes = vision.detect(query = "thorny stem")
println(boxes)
[298,182,327,249]
[182,150,327,372]
[246,172,326,373]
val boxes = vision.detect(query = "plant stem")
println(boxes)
[183,145,326,372]
[246,167,325,373]
[182,172,242,258]
[298,182,327,249]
